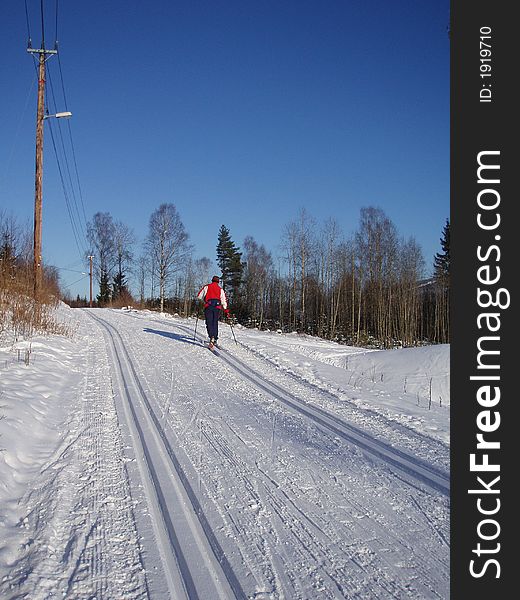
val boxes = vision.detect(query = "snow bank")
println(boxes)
[218,327,450,442]
[0,304,83,578]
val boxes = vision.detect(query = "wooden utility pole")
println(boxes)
[89,255,94,307]
[28,46,57,298]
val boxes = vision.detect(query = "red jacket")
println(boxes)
[197,282,228,309]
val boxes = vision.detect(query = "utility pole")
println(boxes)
[89,255,94,307]
[27,46,57,298]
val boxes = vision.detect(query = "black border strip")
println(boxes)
[451,2,514,596]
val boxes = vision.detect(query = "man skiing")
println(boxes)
[197,275,230,349]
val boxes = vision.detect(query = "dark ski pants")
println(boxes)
[204,304,221,340]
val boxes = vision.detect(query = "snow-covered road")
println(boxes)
[0,307,450,599]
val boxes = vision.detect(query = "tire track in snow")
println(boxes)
[123,309,449,470]
[86,311,247,600]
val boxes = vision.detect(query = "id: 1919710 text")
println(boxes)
[480,26,492,103]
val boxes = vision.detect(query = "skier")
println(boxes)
[197,275,230,349]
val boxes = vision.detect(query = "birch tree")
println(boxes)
[355,207,398,346]
[146,204,191,313]
[86,212,116,305]
[282,208,315,331]
[243,236,274,328]
[112,220,135,301]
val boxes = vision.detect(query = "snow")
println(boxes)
[0,305,450,599]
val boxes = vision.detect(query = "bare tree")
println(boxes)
[135,252,149,306]
[396,237,425,346]
[0,211,22,290]
[282,208,315,331]
[86,212,116,305]
[112,220,135,301]
[355,207,398,346]
[180,254,197,316]
[243,236,274,328]
[313,218,341,338]
[146,203,191,313]
[194,257,212,287]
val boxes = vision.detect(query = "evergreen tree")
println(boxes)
[112,270,129,300]
[216,225,243,304]
[97,268,112,304]
[112,220,135,302]
[433,219,450,282]
[432,218,450,343]
[87,212,116,307]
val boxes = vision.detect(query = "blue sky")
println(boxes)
[1,0,449,298]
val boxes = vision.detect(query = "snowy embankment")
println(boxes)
[1,305,450,599]
[210,323,450,444]
[0,308,83,566]
[0,305,146,598]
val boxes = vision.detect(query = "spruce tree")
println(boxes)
[112,270,128,300]
[432,218,450,343]
[97,268,112,305]
[433,219,450,282]
[216,225,243,304]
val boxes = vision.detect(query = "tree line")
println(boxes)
[76,203,450,347]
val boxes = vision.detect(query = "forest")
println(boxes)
[1,205,450,347]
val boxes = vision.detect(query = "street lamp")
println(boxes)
[43,111,72,120]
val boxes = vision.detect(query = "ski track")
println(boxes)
[159,319,449,497]
[127,310,450,475]
[85,309,449,599]
[87,311,248,600]
[222,336,449,448]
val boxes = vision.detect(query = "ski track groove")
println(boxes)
[86,311,247,600]
[232,335,448,445]
[98,310,449,599]
[121,342,281,598]
[168,320,449,497]
[171,314,450,598]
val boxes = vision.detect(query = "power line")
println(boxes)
[26,0,91,292]
[33,0,90,260]
[40,0,45,48]
[61,259,85,269]
[56,52,88,225]
[66,274,89,288]
[53,265,88,274]
[1,73,37,188]
[54,0,59,47]
[45,66,88,244]
[46,117,86,258]
[50,0,89,242]
[24,0,32,46]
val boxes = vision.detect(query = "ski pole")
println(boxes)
[194,313,199,340]
[228,315,238,345]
